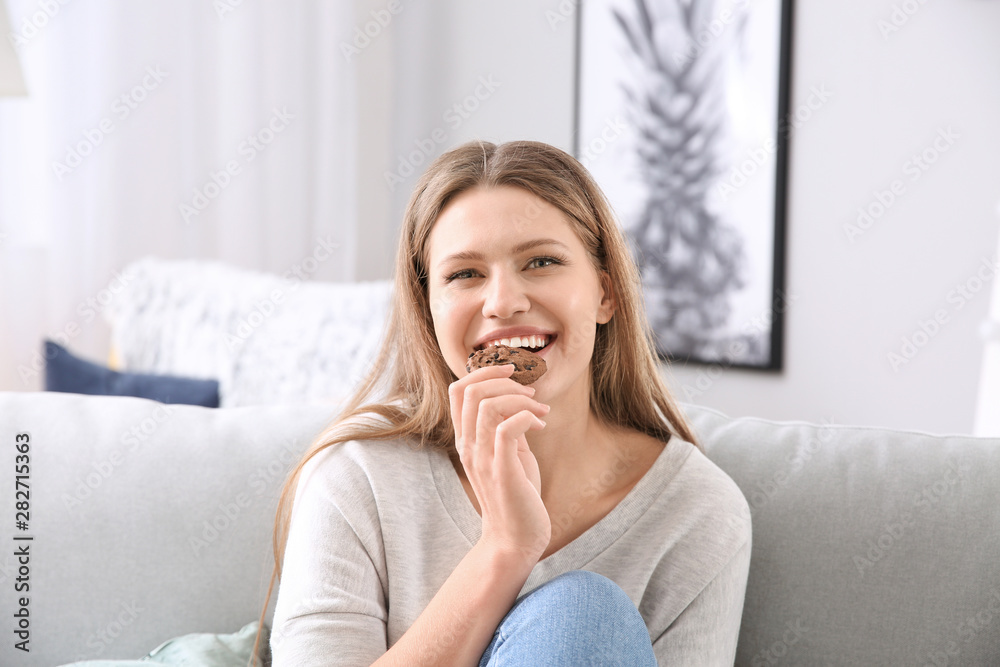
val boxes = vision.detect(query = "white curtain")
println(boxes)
[0,0,358,391]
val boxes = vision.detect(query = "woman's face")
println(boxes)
[425,185,615,404]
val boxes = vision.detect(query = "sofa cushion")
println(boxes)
[44,340,220,407]
[0,391,335,667]
[684,403,1000,666]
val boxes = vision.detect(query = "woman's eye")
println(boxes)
[527,256,561,269]
[445,269,476,282]
[445,257,562,282]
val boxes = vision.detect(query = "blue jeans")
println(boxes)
[479,570,657,666]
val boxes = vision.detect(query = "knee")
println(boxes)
[544,570,632,607]
[486,570,655,664]
[511,570,645,626]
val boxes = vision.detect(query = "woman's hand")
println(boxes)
[449,363,551,564]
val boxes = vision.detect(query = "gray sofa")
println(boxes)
[2,390,999,666]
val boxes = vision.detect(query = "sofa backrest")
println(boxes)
[685,403,1000,666]
[4,391,999,666]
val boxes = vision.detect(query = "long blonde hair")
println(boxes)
[252,139,697,662]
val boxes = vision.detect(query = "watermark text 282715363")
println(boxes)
[13,432,33,653]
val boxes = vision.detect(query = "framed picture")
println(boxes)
[575,0,793,370]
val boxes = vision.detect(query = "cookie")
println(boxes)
[466,344,547,385]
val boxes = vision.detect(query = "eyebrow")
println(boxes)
[438,238,571,266]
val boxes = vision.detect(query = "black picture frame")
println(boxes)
[574,0,794,371]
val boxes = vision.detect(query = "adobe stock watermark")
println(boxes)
[213,0,244,19]
[887,255,998,372]
[270,567,479,664]
[416,604,479,665]
[17,267,137,385]
[81,600,145,658]
[340,0,402,61]
[6,0,73,50]
[179,107,295,224]
[844,126,959,244]
[188,440,302,557]
[920,587,1000,666]
[853,458,969,577]
[878,0,929,40]
[711,84,832,205]
[383,75,502,192]
[680,290,797,401]
[51,66,168,180]
[545,0,579,31]
[750,617,810,666]
[61,403,178,511]
[671,0,753,68]
[578,116,630,169]
[268,590,337,652]
[746,418,837,514]
[549,445,640,546]
[224,235,340,351]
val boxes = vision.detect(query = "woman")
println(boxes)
[257,140,751,666]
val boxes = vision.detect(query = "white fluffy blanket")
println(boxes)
[104,257,392,407]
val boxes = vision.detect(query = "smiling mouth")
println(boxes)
[475,334,555,353]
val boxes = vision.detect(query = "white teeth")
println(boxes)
[486,335,549,349]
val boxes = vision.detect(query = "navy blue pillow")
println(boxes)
[43,340,220,407]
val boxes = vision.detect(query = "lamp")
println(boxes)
[0,0,28,96]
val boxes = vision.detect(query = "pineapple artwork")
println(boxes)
[576,0,790,370]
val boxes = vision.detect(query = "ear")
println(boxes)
[596,271,616,324]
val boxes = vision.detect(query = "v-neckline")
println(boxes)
[426,436,694,595]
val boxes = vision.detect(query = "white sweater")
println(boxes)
[270,436,752,666]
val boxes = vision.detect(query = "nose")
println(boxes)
[481,270,530,320]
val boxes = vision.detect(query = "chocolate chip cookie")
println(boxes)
[466,344,547,385]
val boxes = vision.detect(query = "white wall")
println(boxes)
[371,0,1000,435]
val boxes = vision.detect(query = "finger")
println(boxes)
[465,380,542,441]
[494,410,546,484]
[459,373,536,457]
[478,413,545,521]
[450,364,519,445]
[474,394,550,457]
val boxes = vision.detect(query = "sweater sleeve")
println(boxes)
[651,536,752,666]
[270,445,389,667]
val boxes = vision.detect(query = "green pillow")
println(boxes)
[60,621,267,666]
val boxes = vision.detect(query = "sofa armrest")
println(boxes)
[685,403,1000,666]
[0,391,336,666]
